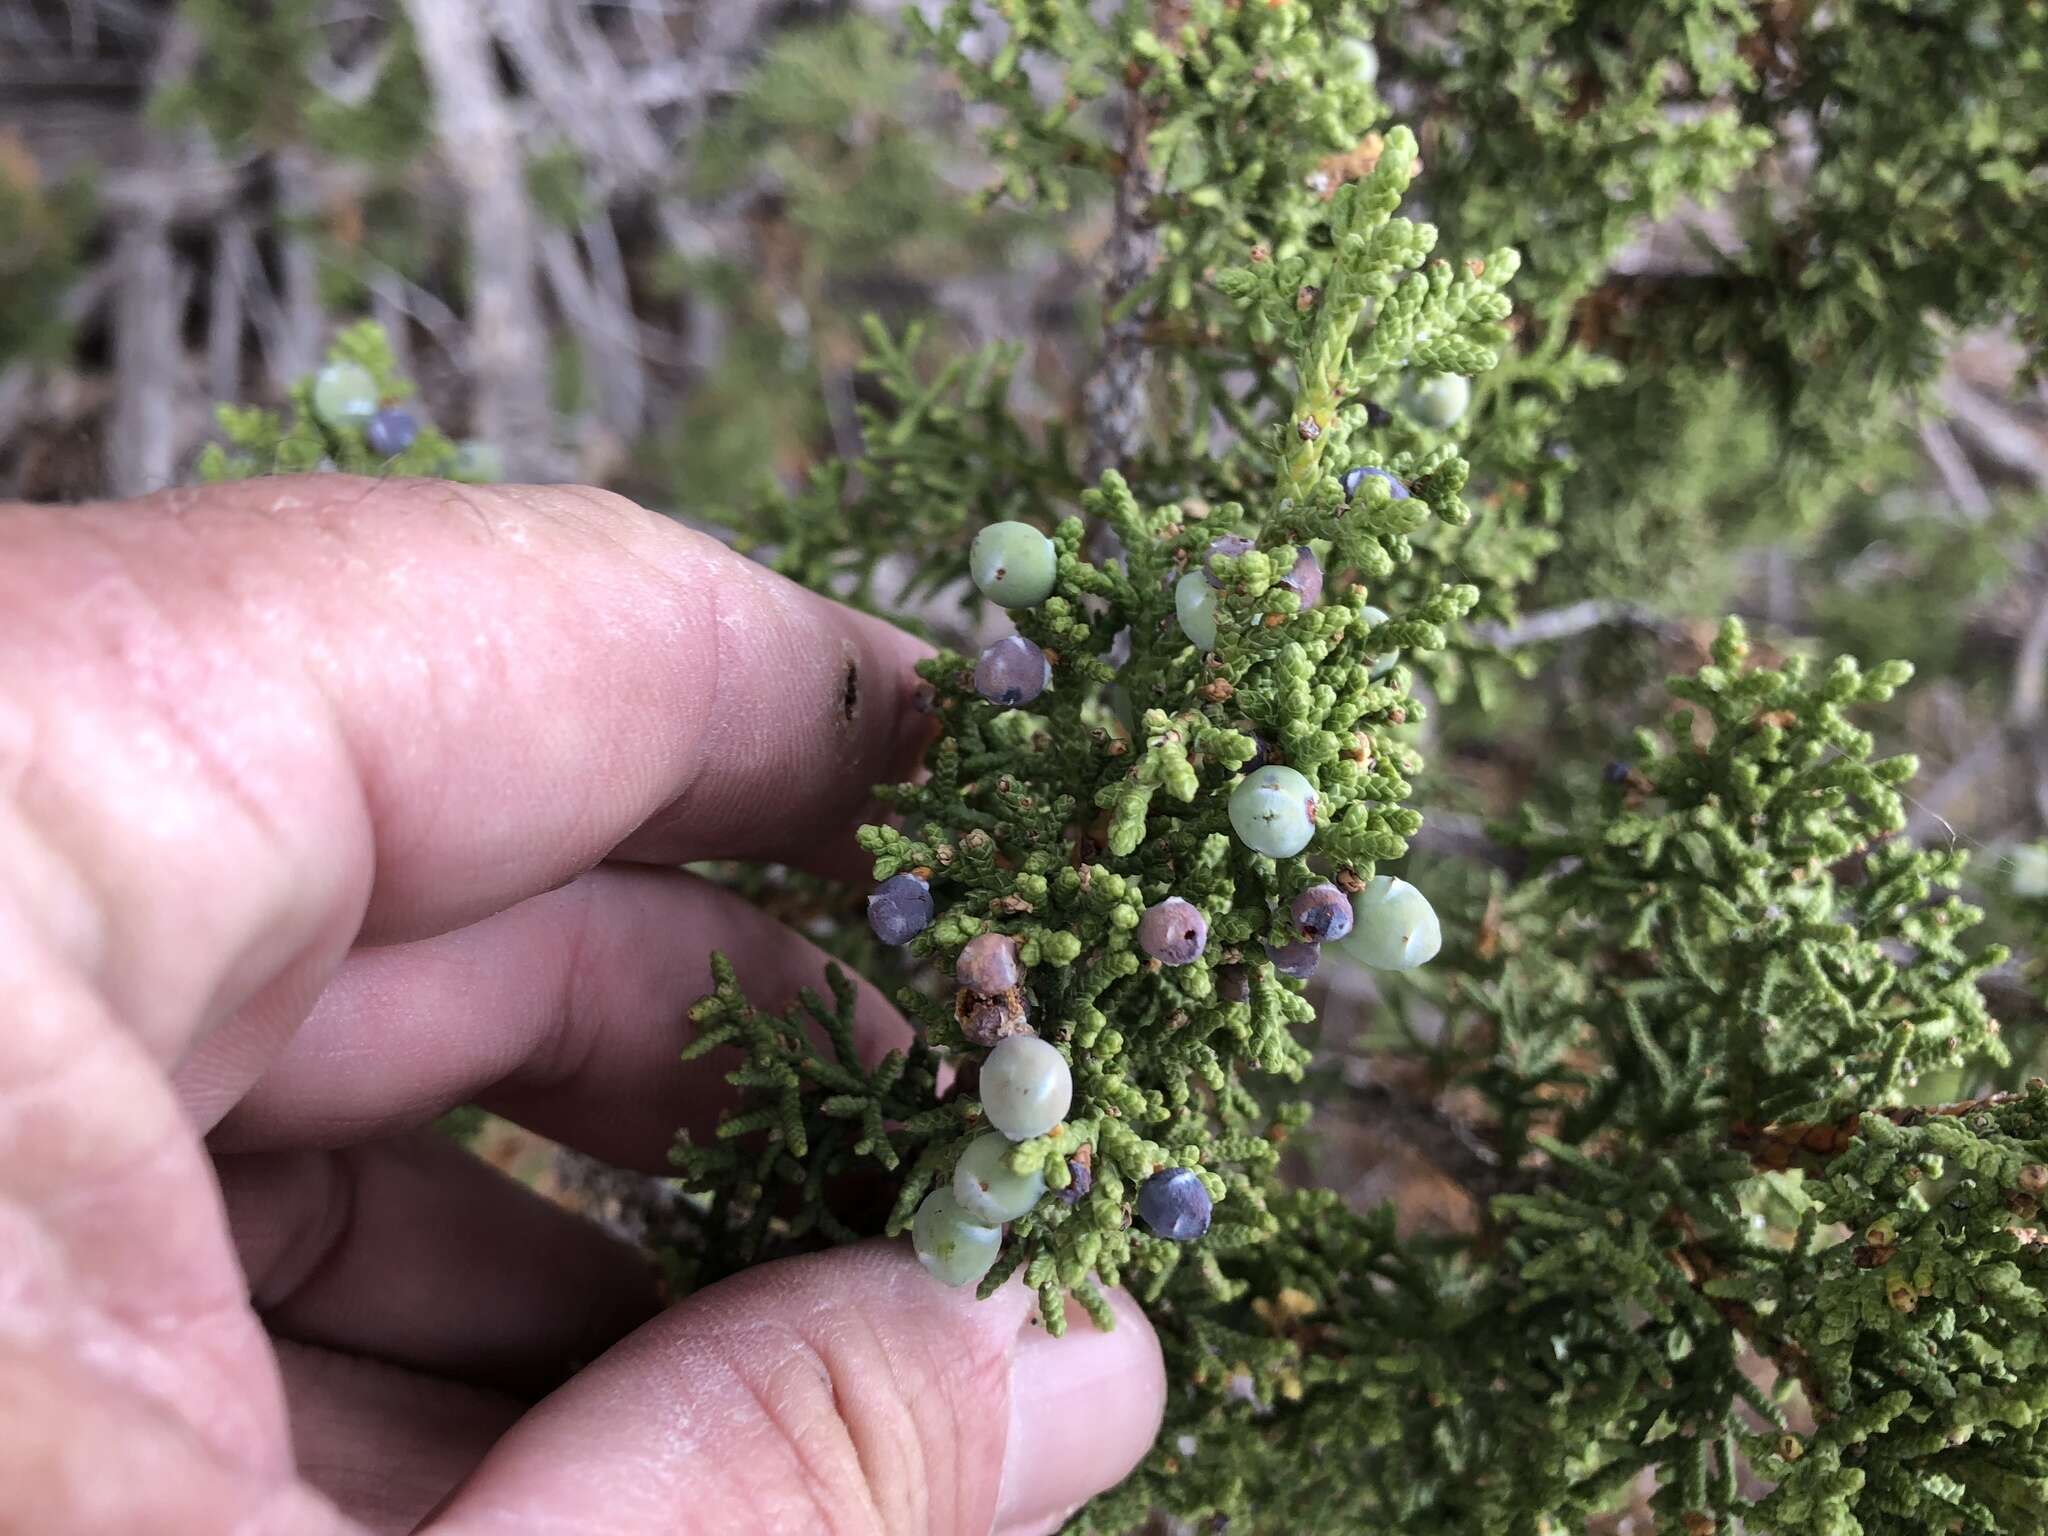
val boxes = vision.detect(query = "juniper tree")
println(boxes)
[155,1,2048,1531]
[665,6,2048,1531]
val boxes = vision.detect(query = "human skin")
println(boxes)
[0,478,1165,1535]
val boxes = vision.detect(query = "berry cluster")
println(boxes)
[680,137,1512,1332]
[309,359,420,452]
[887,475,1450,1290]
[198,322,496,486]
[970,523,1058,707]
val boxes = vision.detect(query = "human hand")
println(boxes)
[0,479,1164,1535]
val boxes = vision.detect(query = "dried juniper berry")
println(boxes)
[956,931,1022,995]
[1058,1153,1094,1206]
[956,983,1030,1047]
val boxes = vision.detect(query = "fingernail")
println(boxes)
[993,1291,1165,1535]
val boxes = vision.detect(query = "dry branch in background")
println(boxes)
[407,0,566,481]
[1082,82,1164,481]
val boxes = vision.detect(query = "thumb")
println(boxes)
[423,1241,1165,1536]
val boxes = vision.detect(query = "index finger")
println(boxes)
[0,476,930,1054]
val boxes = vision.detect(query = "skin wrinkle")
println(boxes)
[30,1193,286,1471]
[267,943,530,1139]
[212,867,912,1165]
[435,1252,1033,1535]
[3,506,373,1057]
[0,1197,67,1324]
[825,1304,906,1523]
[664,535,735,844]
[517,486,711,684]
[783,1250,1018,1532]
[525,874,611,1097]
[260,480,687,946]
[34,1108,225,1309]
[248,1148,358,1315]
[76,530,296,857]
[349,626,459,926]
[222,1137,659,1400]
[24,1090,289,1468]
[0,999,143,1189]
[728,1335,881,1536]
[785,1316,902,1534]
[0,1346,281,1536]
[174,952,336,1129]
[430,480,519,548]
[0,701,104,983]
[0,999,226,1310]
[928,1324,988,1534]
[448,500,723,889]
[108,1295,292,1468]
[0,786,272,1482]
[0,805,128,1043]
[515,484,674,578]
[825,1298,944,1533]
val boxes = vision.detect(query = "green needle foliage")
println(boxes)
[1073,624,2040,1534]
[656,5,2048,1530]
[679,127,1506,1337]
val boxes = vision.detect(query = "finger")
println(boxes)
[426,1244,1166,1536]
[0,1340,348,1536]
[0,936,292,1473]
[0,478,930,1062]
[275,1341,524,1536]
[217,1131,660,1394]
[202,865,910,1163]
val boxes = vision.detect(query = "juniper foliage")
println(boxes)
[195,321,477,484]
[664,5,2048,1531]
